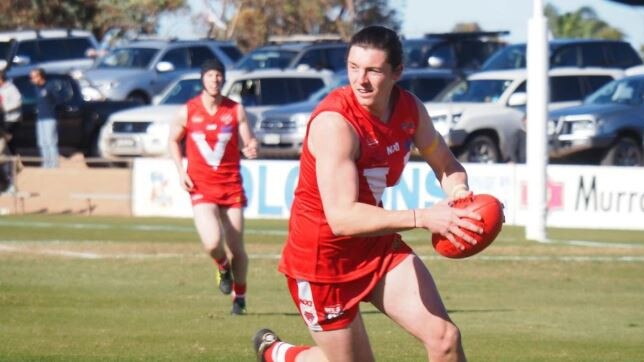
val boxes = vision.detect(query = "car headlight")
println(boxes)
[450,113,462,124]
[147,122,170,138]
[96,80,120,91]
[569,119,597,136]
[292,113,310,129]
[81,85,105,101]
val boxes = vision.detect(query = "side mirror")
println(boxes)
[155,61,175,73]
[13,55,31,66]
[508,92,527,107]
[427,56,444,69]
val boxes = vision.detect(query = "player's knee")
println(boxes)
[427,322,463,360]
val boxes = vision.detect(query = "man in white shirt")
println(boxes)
[0,70,22,192]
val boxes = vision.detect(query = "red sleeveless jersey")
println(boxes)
[279,85,419,283]
[184,95,243,190]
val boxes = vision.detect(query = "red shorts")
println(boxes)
[190,185,246,207]
[285,240,413,331]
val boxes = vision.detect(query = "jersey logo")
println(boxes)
[190,131,232,170]
[206,124,217,131]
[191,115,204,123]
[220,113,233,124]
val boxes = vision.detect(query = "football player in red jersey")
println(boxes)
[168,59,257,315]
[253,26,482,361]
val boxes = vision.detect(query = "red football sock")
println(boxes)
[264,342,310,362]
[233,283,246,298]
[214,257,229,271]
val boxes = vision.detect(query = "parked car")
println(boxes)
[428,67,623,163]
[78,39,242,103]
[403,31,508,73]
[482,39,643,71]
[222,68,335,127]
[547,74,644,166]
[98,68,334,160]
[7,71,139,165]
[98,73,202,160]
[234,34,348,72]
[255,68,459,158]
[0,29,99,75]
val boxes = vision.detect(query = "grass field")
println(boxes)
[1,215,643,361]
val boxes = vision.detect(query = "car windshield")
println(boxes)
[160,78,203,104]
[585,77,644,106]
[235,49,298,70]
[481,44,527,70]
[96,47,158,69]
[438,78,514,103]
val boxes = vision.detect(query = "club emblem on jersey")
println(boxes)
[220,113,233,124]
[191,115,204,123]
[401,120,415,134]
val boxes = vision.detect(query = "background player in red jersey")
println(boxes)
[254,26,482,361]
[168,59,257,315]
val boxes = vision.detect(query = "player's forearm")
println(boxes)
[325,202,416,237]
[168,141,184,173]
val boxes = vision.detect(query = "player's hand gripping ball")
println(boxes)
[432,194,505,259]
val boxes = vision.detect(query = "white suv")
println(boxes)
[98,69,333,160]
[429,67,623,163]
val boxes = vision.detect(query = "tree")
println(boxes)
[194,0,400,51]
[0,0,186,39]
[545,3,624,40]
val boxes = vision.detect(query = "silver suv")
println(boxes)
[429,67,623,163]
[548,74,644,166]
[0,29,99,75]
[78,39,242,103]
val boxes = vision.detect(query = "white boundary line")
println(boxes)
[1,243,644,262]
[2,219,643,247]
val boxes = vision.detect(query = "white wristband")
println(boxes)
[451,184,469,198]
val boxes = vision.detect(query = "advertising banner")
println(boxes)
[132,158,644,230]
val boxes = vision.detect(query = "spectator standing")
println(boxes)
[168,59,258,315]
[0,70,22,191]
[29,68,59,168]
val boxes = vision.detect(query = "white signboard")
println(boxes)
[132,158,644,231]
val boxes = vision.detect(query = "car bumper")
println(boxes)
[255,130,304,158]
[548,134,613,158]
[100,133,169,159]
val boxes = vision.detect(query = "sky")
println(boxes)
[158,0,644,50]
[395,0,644,49]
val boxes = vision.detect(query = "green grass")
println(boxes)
[1,215,643,361]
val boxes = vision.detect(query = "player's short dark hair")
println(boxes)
[200,58,225,80]
[349,25,403,70]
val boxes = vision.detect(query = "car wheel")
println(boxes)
[601,137,642,166]
[126,92,149,104]
[458,134,501,163]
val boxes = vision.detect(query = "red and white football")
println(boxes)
[432,193,504,259]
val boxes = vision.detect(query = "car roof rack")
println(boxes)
[423,31,510,40]
[267,34,343,44]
